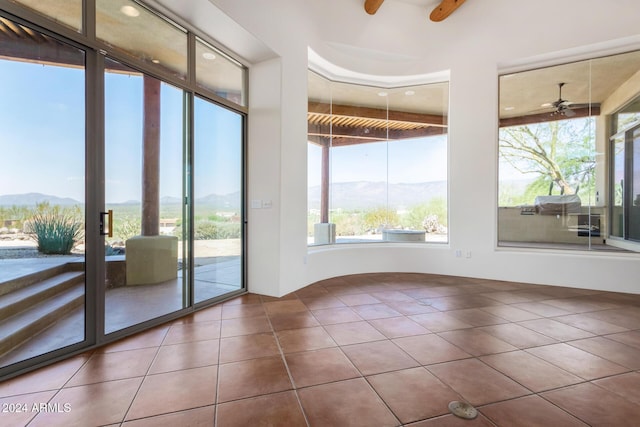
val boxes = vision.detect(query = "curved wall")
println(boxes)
[154,0,640,295]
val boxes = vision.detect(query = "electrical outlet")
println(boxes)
[455,250,462,258]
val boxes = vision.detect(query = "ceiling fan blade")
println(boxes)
[430,0,467,22]
[364,0,385,15]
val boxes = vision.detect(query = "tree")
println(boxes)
[499,118,595,200]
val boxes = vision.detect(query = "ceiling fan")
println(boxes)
[364,0,467,22]
[545,82,591,117]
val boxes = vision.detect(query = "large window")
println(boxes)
[498,49,640,251]
[308,71,449,245]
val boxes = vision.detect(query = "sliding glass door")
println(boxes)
[103,58,187,334]
[193,97,245,304]
[0,17,87,368]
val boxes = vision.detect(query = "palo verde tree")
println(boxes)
[499,118,596,203]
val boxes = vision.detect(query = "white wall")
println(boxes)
[156,0,640,295]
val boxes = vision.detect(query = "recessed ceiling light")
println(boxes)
[541,102,552,107]
[120,5,140,17]
[378,91,388,97]
[151,59,160,64]
[405,90,415,96]
[202,52,216,60]
[504,106,515,111]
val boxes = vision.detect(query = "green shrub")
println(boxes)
[193,220,241,240]
[29,203,83,255]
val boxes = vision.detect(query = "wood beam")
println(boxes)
[308,101,447,127]
[499,106,600,128]
[430,0,466,22]
[364,0,385,15]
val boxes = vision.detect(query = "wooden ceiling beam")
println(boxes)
[499,105,600,128]
[430,0,467,22]
[364,0,385,15]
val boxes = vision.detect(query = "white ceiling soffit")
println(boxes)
[308,47,449,88]
[146,0,276,64]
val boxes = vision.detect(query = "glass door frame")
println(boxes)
[608,122,640,251]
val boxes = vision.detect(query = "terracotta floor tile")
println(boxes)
[368,316,430,338]
[222,293,263,305]
[122,405,214,426]
[447,308,508,326]
[219,332,280,363]
[337,293,382,306]
[162,320,221,345]
[0,353,90,397]
[605,330,640,349]
[552,313,628,335]
[477,323,557,348]
[216,391,306,427]
[480,350,582,392]
[342,340,419,375]
[324,321,387,345]
[126,366,217,421]
[0,390,56,427]
[351,303,403,320]
[268,311,320,331]
[568,337,640,369]
[480,395,587,426]
[438,329,517,356]
[29,377,143,427]
[220,303,266,320]
[427,358,530,406]
[217,356,292,403]
[300,295,346,310]
[276,326,336,353]
[512,302,573,317]
[581,309,640,329]
[148,339,219,374]
[407,413,495,426]
[311,306,363,324]
[408,312,473,332]
[285,347,360,388]
[393,334,470,365]
[517,318,594,341]
[480,305,542,322]
[419,294,499,311]
[481,291,534,304]
[526,343,629,380]
[370,290,415,303]
[220,315,272,337]
[262,299,307,316]
[66,347,157,386]
[298,378,399,427]
[543,297,619,313]
[542,382,640,427]
[177,305,222,323]
[386,300,438,315]
[99,326,169,352]
[368,367,462,423]
[593,372,640,405]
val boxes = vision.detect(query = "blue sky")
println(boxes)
[0,58,242,204]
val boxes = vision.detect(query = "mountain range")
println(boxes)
[4,182,447,211]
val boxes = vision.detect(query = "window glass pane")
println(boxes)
[0,17,85,368]
[196,38,245,106]
[498,50,640,251]
[307,70,449,245]
[96,0,187,80]
[103,58,186,334]
[8,0,81,32]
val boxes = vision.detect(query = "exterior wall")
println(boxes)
[155,0,640,295]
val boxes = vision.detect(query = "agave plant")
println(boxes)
[29,203,84,255]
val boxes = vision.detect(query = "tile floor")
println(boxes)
[1,272,640,426]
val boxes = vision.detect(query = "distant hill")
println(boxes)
[308,181,447,210]
[0,193,81,206]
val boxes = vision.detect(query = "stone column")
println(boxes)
[142,75,160,236]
